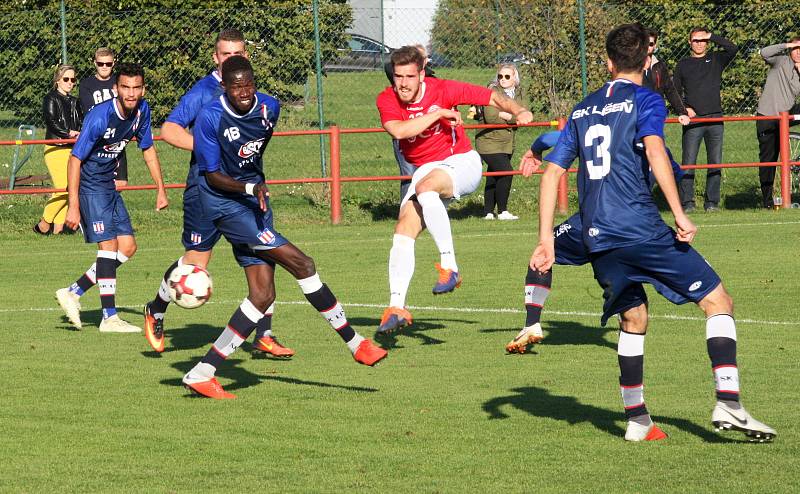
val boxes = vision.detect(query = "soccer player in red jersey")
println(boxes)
[375,46,533,333]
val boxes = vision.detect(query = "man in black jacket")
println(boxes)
[674,28,738,212]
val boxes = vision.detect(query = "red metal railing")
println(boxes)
[2,113,797,223]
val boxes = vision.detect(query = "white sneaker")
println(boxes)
[625,420,667,442]
[55,288,82,329]
[712,401,776,442]
[483,213,495,220]
[497,211,518,220]
[98,315,142,333]
[505,323,544,353]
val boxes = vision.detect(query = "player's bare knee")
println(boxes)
[619,304,648,334]
[294,253,316,279]
[119,242,137,258]
[699,283,734,316]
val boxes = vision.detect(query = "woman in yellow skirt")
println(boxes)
[35,64,83,235]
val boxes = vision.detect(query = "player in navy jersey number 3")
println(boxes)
[181,56,386,399]
[532,24,775,442]
[56,63,168,334]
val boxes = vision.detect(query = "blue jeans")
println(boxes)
[680,118,723,209]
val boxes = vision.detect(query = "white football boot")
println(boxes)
[505,323,544,354]
[55,288,82,330]
[712,401,776,442]
[98,315,141,333]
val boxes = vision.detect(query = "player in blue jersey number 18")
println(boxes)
[180,56,386,399]
[532,23,775,442]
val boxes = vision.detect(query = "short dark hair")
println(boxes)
[216,28,245,46]
[646,27,659,43]
[689,26,710,38]
[391,46,425,72]
[606,23,649,72]
[116,62,144,80]
[221,55,253,84]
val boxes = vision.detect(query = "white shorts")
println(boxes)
[400,150,483,207]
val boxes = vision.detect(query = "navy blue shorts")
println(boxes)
[79,190,134,243]
[590,230,721,326]
[554,213,590,266]
[181,186,222,251]
[214,199,289,268]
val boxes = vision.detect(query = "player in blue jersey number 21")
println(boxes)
[532,23,775,442]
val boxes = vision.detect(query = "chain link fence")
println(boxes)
[1,2,800,182]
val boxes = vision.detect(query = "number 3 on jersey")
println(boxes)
[584,123,611,180]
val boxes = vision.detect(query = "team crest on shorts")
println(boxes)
[190,231,202,245]
[92,221,105,234]
[257,228,275,245]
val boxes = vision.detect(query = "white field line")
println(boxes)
[3,299,795,327]
[4,219,800,258]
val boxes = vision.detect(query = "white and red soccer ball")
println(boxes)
[168,264,213,309]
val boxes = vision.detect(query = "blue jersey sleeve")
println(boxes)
[165,86,204,128]
[135,101,154,150]
[71,107,107,161]
[545,119,579,169]
[194,107,222,174]
[532,130,562,153]
[635,88,667,140]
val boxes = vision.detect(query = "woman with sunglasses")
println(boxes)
[475,63,525,220]
[36,64,83,235]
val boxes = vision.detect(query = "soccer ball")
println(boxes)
[168,264,213,309]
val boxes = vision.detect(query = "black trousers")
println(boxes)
[480,152,513,214]
[756,104,800,208]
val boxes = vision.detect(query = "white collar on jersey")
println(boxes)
[220,93,259,118]
[211,70,222,83]
[113,98,139,120]
[605,78,636,97]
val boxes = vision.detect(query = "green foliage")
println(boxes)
[431,0,800,116]
[0,0,352,124]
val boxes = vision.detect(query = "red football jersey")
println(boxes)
[376,78,492,165]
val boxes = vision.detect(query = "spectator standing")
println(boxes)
[643,29,691,125]
[674,28,738,212]
[755,38,800,209]
[475,64,524,220]
[35,64,82,235]
[384,44,436,200]
[79,47,128,188]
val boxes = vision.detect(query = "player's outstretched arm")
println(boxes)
[531,163,565,272]
[383,108,461,139]
[643,135,695,242]
[65,154,82,231]
[160,121,194,151]
[206,171,270,211]
[518,149,543,177]
[488,91,533,125]
[142,146,169,211]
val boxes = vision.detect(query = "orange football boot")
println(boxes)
[253,335,295,358]
[183,377,236,400]
[353,339,388,366]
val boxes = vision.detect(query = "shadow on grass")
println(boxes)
[358,196,487,222]
[60,306,145,331]
[483,386,742,443]
[481,320,616,351]
[161,357,378,395]
[349,315,477,349]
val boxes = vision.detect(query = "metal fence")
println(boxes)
[1,3,800,131]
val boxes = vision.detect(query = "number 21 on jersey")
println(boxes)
[584,123,611,180]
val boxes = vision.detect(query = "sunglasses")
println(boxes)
[649,42,656,47]
[62,77,76,83]
[690,39,709,43]
[95,61,114,67]
[497,74,513,80]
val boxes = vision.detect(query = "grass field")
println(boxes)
[2,207,799,492]
[2,69,799,492]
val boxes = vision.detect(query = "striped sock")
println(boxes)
[201,298,262,370]
[618,330,649,423]
[524,266,552,327]
[706,314,740,403]
[69,263,97,296]
[96,250,118,319]
[150,258,181,317]
[254,303,275,340]
[297,273,360,350]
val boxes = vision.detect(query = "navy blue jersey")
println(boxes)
[546,79,671,253]
[71,98,153,193]
[165,71,224,187]
[194,92,280,210]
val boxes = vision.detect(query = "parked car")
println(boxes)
[324,34,393,72]
[497,52,533,65]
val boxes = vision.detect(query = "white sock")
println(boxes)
[189,362,216,379]
[346,333,365,354]
[389,234,415,308]
[416,191,457,271]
